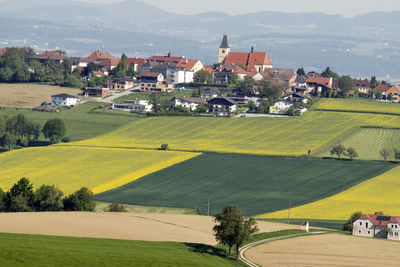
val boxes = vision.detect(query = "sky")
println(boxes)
[86,0,400,17]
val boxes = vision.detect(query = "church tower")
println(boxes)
[219,35,230,64]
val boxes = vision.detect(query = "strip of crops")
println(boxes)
[95,153,394,216]
[260,166,400,220]
[0,146,199,194]
[69,111,400,156]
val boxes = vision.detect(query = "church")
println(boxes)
[218,35,273,73]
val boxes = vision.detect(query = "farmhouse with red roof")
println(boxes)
[353,213,400,241]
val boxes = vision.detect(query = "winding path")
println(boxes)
[239,231,327,267]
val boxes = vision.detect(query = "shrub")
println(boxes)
[34,185,64,211]
[160,144,169,151]
[107,203,127,212]
[61,136,71,143]
[343,211,362,231]
[63,187,96,211]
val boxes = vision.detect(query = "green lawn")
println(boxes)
[317,127,400,160]
[260,219,346,230]
[313,98,400,115]
[95,201,197,214]
[0,233,242,267]
[95,153,394,216]
[114,90,196,103]
[0,102,135,141]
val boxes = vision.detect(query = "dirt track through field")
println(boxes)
[246,233,400,266]
[0,212,301,245]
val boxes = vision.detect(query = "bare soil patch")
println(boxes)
[246,233,400,266]
[0,212,300,245]
[0,83,80,108]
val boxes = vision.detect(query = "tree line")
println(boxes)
[0,178,95,212]
[330,144,400,161]
[0,114,67,150]
[0,47,105,88]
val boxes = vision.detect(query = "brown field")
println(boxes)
[246,233,400,266]
[0,212,301,245]
[0,83,80,108]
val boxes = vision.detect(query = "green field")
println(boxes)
[115,90,196,103]
[95,153,394,216]
[313,98,400,115]
[317,127,400,160]
[70,111,400,156]
[0,233,241,267]
[0,102,135,141]
[95,201,197,214]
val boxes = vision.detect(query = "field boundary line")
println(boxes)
[314,108,400,116]
[239,231,327,267]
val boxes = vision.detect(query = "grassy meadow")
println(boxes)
[0,83,81,109]
[259,166,400,220]
[313,98,400,115]
[95,201,197,214]
[0,146,199,194]
[95,153,394,216]
[317,127,400,160]
[0,102,135,141]
[0,233,242,267]
[68,111,400,156]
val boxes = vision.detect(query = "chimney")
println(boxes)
[168,51,171,57]
[251,46,254,53]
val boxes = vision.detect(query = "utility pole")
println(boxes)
[208,199,210,216]
[288,200,291,224]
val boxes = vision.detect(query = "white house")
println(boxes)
[269,100,293,114]
[51,94,79,106]
[207,97,237,116]
[166,67,194,84]
[112,99,153,112]
[172,97,206,111]
[353,213,400,241]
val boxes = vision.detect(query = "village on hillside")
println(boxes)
[1,35,398,117]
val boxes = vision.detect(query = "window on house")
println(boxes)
[368,231,370,234]
[366,223,368,228]
[358,230,361,234]
[396,233,399,236]
[360,222,362,226]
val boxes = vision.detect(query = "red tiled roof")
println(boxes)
[137,72,161,78]
[374,84,394,92]
[83,51,116,63]
[360,214,400,227]
[126,58,147,67]
[306,76,332,86]
[41,51,62,56]
[223,52,272,70]
[176,59,200,71]
[355,79,372,88]
[98,58,120,67]
[0,47,6,57]
[148,54,183,64]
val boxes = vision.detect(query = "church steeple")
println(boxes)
[219,35,230,64]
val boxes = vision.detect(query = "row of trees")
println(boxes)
[0,47,107,88]
[0,114,67,150]
[330,144,400,161]
[0,178,95,212]
[330,145,358,160]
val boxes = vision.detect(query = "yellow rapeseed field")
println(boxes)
[257,166,400,220]
[0,146,200,194]
[68,111,400,156]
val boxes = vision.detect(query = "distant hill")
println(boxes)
[1,0,400,80]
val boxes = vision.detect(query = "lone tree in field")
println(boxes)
[394,148,400,161]
[380,148,390,161]
[346,147,358,160]
[42,118,67,144]
[330,144,346,159]
[343,211,362,231]
[213,206,258,261]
